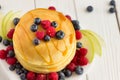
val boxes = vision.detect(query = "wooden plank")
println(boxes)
[75,0,120,80]
[35,0,86,80]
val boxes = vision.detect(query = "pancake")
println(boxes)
[13,8,76,73]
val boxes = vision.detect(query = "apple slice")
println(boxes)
[77,32,95,63]
[81,30,102,56]
[2,11,14,38]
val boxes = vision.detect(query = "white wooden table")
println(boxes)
[0,0,120,80]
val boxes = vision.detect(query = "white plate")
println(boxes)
[0,42,98,80]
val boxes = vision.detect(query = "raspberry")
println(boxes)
[66,63,76,72]
[79,48,88,56]
[6,46,13,53]
[65,15,72,21]
[77,57,88,66]
[36,31,45,40]
[48,72,58,80]
[46,27,56,37]
[75,30,82,40]
[6,57,17,65]
[27,72,36,80]
[36,74,46,80]
[48,6,56,10]
[7,29,15,39]
[0,50,7,59]
[41,20,51,29]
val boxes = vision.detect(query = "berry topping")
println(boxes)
[48,72,58,80]
[31,24,38,32]
[63,69,72,77]
[3,39,10,46]
[9,65,16,71]
[0,36,2,42]
[110,0,115,6]
[0,50,7,59]
[51,21,58,28]
[44,35,51,41]
[27,72,36,80]
[75,30,82,40]
[46,27,56,37]
[34,18,41,25]
[22,68,28,74]
[36,74,46,80]
[65,15,72,21]
[6,57,17,65]
[48,6,56,10]
[77,57,88,66]
[72,20,80,30]
[41,20,51,29]
[75,66,84,75]
[79,48,88,56]
[58,71,65,80]
[7,50,15,57]
[15,63,22,69]
[66,63,76,72]
[33,38,40,45]
[13,17,20,26]
[76,42,82,48]
[7,29,15,39]
[16,68,23,75]
[10,41,13,46]
[36,31,45,40]
[6,46,13,52]
[86,6,93,12]
[56,30,65,40]
[109,7,115,13]
[20,73,26,80]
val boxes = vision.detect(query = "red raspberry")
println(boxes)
[46,27,56,37]
[41,20,51,29]
[7,29,15,39]
[71,56,77,64]
[77,57,88,66]
[6,57,17,65]
[48,6,56,10]
[36,74,46,80]
[36,31,45,40]
[27,72,36,80]
[75,30,82,40]
[79,48,88,56]
[6,46,13,53]
[65,15,72,21]
[0,50,7,59]
[48,72,58,80]
[66,63,76,72]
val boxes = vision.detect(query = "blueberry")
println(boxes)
[31,24,38,32]
[33,38,40,45]
[7,50,15,57]
[56,30,65,40]
[20,73,26,80]
[86,6,93,12]
[44,35,51,41]
[13,18,20,26]
[58,71,65,80]
[10,41,13,46]
[16,69,23,75]
[75,66,84,75]
[109,7,115,13]
[77,42,82,48]
[110,0,115,6]
[3,39,10,46]
[51,21,58,28]
[34,18,41,25]
[22,68,28,74]
[0,5,1,9]
[72,20,80,30]
[9,65,16,71]
[15,63,22,69]
[0,36,2,42]
[64,69,72,77]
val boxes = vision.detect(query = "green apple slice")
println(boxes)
[81,30,102,56]
[77,33,95,63]
[2,11,14,38]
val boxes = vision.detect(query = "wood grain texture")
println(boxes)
[74,0,120,80]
